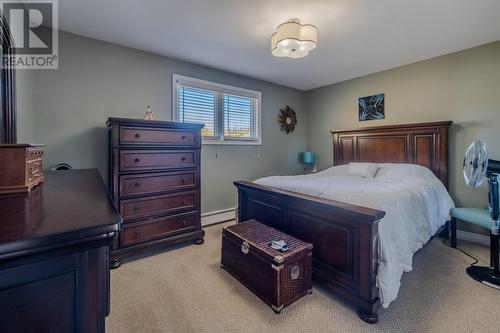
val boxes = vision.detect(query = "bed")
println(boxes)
[234,121,453,323]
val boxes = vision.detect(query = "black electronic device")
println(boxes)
[462,140,500,288]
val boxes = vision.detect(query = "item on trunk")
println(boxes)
[0,144,44,194]
[221,219,312,314]
[268,240,288,252]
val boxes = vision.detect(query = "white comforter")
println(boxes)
[254,163,454,308]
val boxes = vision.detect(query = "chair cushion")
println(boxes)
[450,208,493,230]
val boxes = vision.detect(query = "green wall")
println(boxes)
[306,41,500,233]
[16,69,34,143]
[16,29,500,230]
[30,31,307,214]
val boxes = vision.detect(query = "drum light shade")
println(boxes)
[271,19,317,58]
[300,151,315,164]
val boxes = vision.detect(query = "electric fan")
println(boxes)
[463,140,489,188]
[462,140,500,288]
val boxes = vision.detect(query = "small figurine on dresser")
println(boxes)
[143,105,153,120]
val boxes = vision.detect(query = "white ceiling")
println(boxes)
[58,0,500,90]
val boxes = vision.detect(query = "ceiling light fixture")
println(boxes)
[271,19,318,58]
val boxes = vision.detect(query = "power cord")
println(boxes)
[442,238,479,266]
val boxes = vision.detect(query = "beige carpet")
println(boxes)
[106,222,500,333]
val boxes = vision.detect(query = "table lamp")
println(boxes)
[300,151,316,173]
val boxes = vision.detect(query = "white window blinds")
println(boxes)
[223,94,259,139]
[178,86,216,137]
[173,75,261,145]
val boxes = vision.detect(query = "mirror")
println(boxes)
[0,14,17,144]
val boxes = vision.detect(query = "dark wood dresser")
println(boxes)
[106,117,204,268]
[0,169,122,333]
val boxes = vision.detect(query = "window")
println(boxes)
[173,75,261,145]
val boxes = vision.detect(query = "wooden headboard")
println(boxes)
[331,121,452,186]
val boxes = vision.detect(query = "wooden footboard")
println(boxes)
[234,181,385,323]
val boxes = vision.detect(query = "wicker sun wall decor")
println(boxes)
[277,105,297,134]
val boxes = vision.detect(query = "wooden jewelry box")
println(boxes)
[0,144,44,194]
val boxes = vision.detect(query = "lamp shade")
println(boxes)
[271,19,317,58]
[300,151,315,164]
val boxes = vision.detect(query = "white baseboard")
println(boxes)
[457,230,490,246]
[201,207,236,227]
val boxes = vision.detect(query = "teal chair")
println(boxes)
[450,207,497,267]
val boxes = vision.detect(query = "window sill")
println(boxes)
[202,139,261,146]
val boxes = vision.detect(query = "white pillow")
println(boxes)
[314,164,349,176]
[347,162,378,178]
[376,163,435,181]
[375,163,414,179]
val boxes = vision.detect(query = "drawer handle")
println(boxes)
[182,220,187,226]
[181,135,186,140]
[181,157,186,161]
[134,133,141,138]
[241,241,250,255]
[181,199,187,205]
[133,206,140,211]
[134,182,141,187]
[134,158,140,163]
[134,230,141,238]
[291,265,300,280]
[181,178,186,184]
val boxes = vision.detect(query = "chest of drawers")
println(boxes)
[107,117,204,268]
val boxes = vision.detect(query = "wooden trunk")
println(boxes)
[221,220,313,313]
